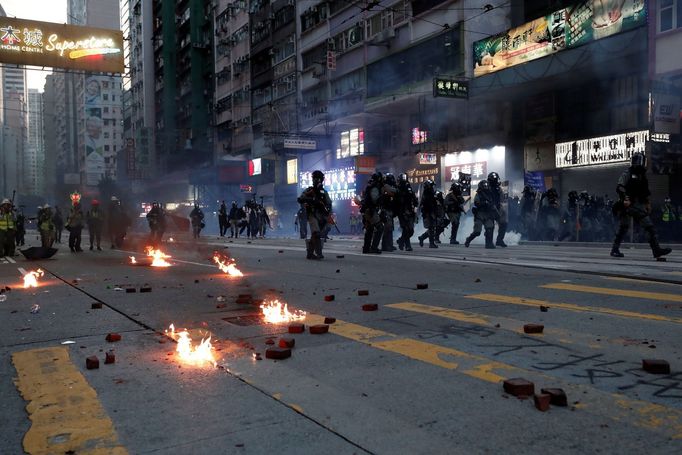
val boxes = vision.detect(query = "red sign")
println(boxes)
[355,156,376,174]
[240,184,254,193]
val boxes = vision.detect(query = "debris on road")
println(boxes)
[416,283,428,290]
[523,324,544,334]
[541,388,568,406]
[362,304,378,311]
[503,378,535,397]
[61,340,75,345]
[279,338,295,348]
[126,288,136,293]
[358,290,369,296]
[105,351,116,364]
[106,333,122,342]
[30,304,40,314]
[91,302,103,309]
[288,323,305,334]
[265,339,275,345]
[336,255,345,259]
[140,287,152,293]
[324,317,336,324]
[534,393,551,412]
[324,295,335,302]
[540,306,549,312]
[642,359,671,374]
[310,324,329,334]
[86,356,99,369]
[474,278,482,283]
[265,347,291,360]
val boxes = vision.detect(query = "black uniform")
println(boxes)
[465,180,497,249]
[538,188,561,241]
[487,172,508,247]
[395,173,418,251]
[87,204,104,250]
[218,201,228,236]
[146,204,166,245]
[444,183,465,244]
[417,180,438,248]
[360,173,385,254]
[381,173,398,252]
[297,170,332,259]
[520,186,536,240]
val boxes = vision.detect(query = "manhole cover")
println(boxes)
[222,314,264,326]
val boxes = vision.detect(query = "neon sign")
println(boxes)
[299,167,357,201]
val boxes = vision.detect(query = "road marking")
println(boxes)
[603,276,682,287]
[8,256,16,263]
[542,283,682,302]
[304,315,682,438]
[466,294,682,324]
[12,347,127,455]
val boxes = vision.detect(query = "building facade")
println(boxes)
[26,89,44,196]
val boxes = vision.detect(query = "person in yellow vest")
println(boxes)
[67,202,84,253]
[660,197,680,242]
[38,204,56,248]
[0,198,17,257]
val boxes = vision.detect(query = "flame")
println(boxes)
[260,299,307,324]
[213,254,243,277]
[144,246,172,267]
[23,269,44,288]
[165,324,216,367]
[129,256,137,264]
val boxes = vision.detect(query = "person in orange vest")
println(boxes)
[0,198,17,257]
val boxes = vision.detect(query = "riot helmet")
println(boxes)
[370,172,384,186]
[547,188,559,198]
[477,180,489,191]
[398,173,408,184]
[384,173,396,186]
[436,191,444,201]
[487,172,501,188]
[523,185,533,195]
[631,152,646,171]
[450,181,462,194]
[312,170,325,187]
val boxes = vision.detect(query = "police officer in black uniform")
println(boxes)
[360,172,385,254]
[611,152,672,259]
[444,182,466,244]
[465,180,497,249]
[487,172,508,247]
[298,170,332,259]
[417,179,438,248]
[395,173,418,251]
[381,173,398,252]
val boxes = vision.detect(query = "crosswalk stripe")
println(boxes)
[603,277,682,287]
[465,294,682,324]
[542,283,682,302]
[304,314,682,438]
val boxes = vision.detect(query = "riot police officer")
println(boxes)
[444,182,466,244]
[487,172,508,247]
[538,188,561,241]
[381,173,398,252]
[146,201,166,245]
[298,170,332,259]
[465,180,497,249]
[395,173,418,251]
[417,179,438,248]
[520,185,537,240]
[611,152,671,259]
[360,172,385,254]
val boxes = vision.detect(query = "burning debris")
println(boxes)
[165,324,216,367]
[23,269,44,288]
[260,299,307,324]
[213,253,243,277]
[144,247,172,267]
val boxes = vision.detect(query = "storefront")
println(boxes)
[441,146,507,191]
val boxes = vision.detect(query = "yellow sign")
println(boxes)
[287,159,298,184]
[0,17,124,73]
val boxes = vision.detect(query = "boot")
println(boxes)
[428,230,438,248]
[313,234,324,259]
[397,237,404,251]
[450,237,459,245]
[496,224,508,247]
[404,239,413,251]
[464,233,477,248]
[370,227,383,254]
[363,227,373,254]
[306,240,317,260]
[648,232,671,259]
[610,246,624,258]
[496,238,508,248]
[484,230,495,249]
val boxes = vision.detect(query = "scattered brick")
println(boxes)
[140,287,152,293]
[91,302,103,309]
[105,333,122,342]
[278,250,284,253]
[416,283,428,290]
[238,294,252,299]
[503,378,535,397]
[534,393,551,412]
[194,279,200,284]
[309,324,329,334]
[524,324,544,334]
[541,388,568,407]
[236,297,252,304]
[279,338,295,348]
[253,352,262,360]
[324,295,335,302]
[265,347,291,360]
[324,317,336,324]
[642,359,671,374]
[86,356,99,369]
[105,351,115,365]
[358,290,369,296]
[216,304,227,309]
[265,339,275,345]
[125,288,136,293]
[288,323,305,334]
[475,278,481,283]
[336,255,345,259]
[362,304,378,311]
[540,306,549,312]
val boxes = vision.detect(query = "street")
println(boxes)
[1,234,681,454]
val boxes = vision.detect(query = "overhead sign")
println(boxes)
[284,138,317,150]
[412,128,429,145]
[337,128,364,159]
[0,17,124,73]
[473,1,647,77]
[355,156,376,174]
[433,78,469,99]
[555,130,649,169]
[446,161,487,182]
[286,159,298,184]
[299,167,356,201]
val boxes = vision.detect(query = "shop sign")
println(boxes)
[446,161,487,182]
[337,128,364,159]
[286,159,298,184]
[0,17,124,73]
[473,1,647,77]
[355,156,376,174]
[653,93,680,135]
[299,166,356,201]
[284,138,316,150]
[240,184,254,193]
[406,167,439,184]
[418,153,437,165]
[433,78,468,99]
[248,158,262,176]
[555,130,648,169]
[524,171,546,192]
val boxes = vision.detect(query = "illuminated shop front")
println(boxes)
[442,146,507,187]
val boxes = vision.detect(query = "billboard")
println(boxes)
[248,158,262,176]
[299,167,356,201]
[84,75,106,186]
[0,17,124,73]
[555,130,649,169]
[473,1,647,77]
[286,159,298,184]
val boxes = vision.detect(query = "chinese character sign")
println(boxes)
[433,78,469,99]
[447,161,487,182]
[299,167,357,201]
[555,130,649,168]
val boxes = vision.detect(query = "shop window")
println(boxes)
[659,0,682,32]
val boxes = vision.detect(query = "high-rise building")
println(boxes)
[26,89,44,195]
[42,75,58,199]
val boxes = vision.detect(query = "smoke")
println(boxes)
[413,214,522,246]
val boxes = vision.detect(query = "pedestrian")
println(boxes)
[395,173,418,251]
[381,173,398,252]
[487,172,508,247]
[218,200,228,237]
[38,204,56,248]
[296,205,307,239]
[610,152,672,259]
[190,204,205,239]
[53,206,64,243]
[360,172,385,254]
[444,182,466,244]
[258,205,271,238]
[297,170,332,259]
[146,201,166,246]
[228,201,240,238]
[0,199,17,257]
[417,179,439,248]
[86,199,104,250]
[67,202,84,252]
[464,180,497,249]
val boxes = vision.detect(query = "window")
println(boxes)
[104,107,109,113]
[105,145,110,152]
[103,94,109,100]
[659,0,682,32]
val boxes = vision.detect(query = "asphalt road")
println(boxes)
[1,232,681,454]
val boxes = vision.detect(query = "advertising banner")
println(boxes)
[555,130,648,169]
[355,156,376,174]
[474,0,647,77]
[0,17,124,73]
[84,75,105,186]
[446,161,487,183]
[286,159,298,184]
[524,171,547,192]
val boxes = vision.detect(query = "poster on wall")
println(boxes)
[474,0,647,77]
[524,171,547,192]
[84,76,104,186]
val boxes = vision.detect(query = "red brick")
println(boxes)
[91,302,103,309]
[265,347,291,360]
[324,295,335,302]
[125,288,136,293]
[362,304,378,312]
[324,317,336,324]
[235,297,252,304]
[216,303,227,309]
[534,393,551,412]
[310,324,329,334]
[288,323,305,334]
[416,283,428,290]
[105,333,122,342]
[358,290,369,296]
[265,339,275,345]
[279,338,295,348]
[523,324,544,334]
[105,351,116,364]
[140,287,152,293]
[86,356,99,369]
[540,388,568,406]
[503,378,535,397]
[238,294,252,299]
[642,359,671,374]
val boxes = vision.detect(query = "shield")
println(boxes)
[20,247,58,260]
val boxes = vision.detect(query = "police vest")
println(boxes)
[0,212,16,230]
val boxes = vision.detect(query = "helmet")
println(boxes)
[631,152,646,169]
[547,188,558,198]
[477,180,489,191]
[1,198,11,205]
[436,191,444,200]
[487,172,501,187]
[450,182,462,194]
[423,178,434,188]
[111,196,119,201]
[398,173,408,184]
[523,185,533,195]
[370,171,383,183]
[43,204,51,209]
[384,173,396,186]
[92,199,100,205]
[312,170,324,182]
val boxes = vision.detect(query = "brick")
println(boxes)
[105,333,122,342]
[253,352,262,360]
[362,304,378,312]
[534,393,551,412]
[416,283,428,290]
[265,339,275,345]
[324,317,336,324]
[324,295,335,302]
[265,347,291,360]
[503,378,535,397]
[523,324,544,334]
[91,302,103,309]
[540,388,568,406]
[140,287,152,293]
[86,356,99,369]
[336,255,345,259]
[279,338,295,348]
[105,351,116,365]
[358,290,369,296]
[288,323,305,334]
[540,306,549,312]
[238,294,252,299]
[642,359,671,374]
[125,288,136,293]
[216,304,227,309]
[278,250,284,253]
[309,324,329,334]
[235,297,252,304]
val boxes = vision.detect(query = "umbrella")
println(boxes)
[20,247,58,260]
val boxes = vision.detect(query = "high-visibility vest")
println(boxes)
[662,207,674,222]
[0,212,16,230]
